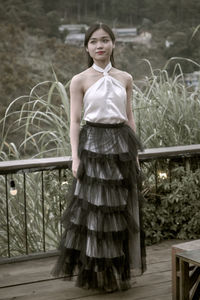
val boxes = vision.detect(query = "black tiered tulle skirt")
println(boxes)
[51,121,146,292]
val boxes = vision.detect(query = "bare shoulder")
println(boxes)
[70,69,90,91]
[112,67,133,87]
[120,70,133,81]
[123,71,133,86]
[70,69,87,86]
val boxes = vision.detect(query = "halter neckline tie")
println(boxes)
[92,62,112,76]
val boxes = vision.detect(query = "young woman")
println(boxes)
[51,23,146,293]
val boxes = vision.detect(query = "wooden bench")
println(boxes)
[176,250,200,299]
[172,240,200,300]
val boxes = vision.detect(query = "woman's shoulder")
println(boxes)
[71,68,90,86]
[114,67,132,80]
[112,67,133,87]
[70,69,92,94]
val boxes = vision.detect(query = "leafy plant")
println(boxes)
[0,169,73,257]
[0,76,71,160]
[133,59,200,147]
[143,164,200,245]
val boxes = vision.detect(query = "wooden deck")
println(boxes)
[0,240,183,300]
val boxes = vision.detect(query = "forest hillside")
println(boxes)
[1,0,200,121]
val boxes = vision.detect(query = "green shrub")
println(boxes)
[143,165,200,245]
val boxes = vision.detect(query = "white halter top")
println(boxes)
[83,62,128,124]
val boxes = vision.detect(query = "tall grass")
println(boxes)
[0,76,71,160]
[133,59,200,147]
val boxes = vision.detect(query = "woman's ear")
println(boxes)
[86,48,89,52]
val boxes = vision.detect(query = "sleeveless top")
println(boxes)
[83,62,128,124]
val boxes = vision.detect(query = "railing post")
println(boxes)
[23,173,28,255]
[155,160,158,200]
[5,174,10,257]
[58,169,63,236]
[41,171,46,252]
[168,159,172,192]
[185,158,190,173]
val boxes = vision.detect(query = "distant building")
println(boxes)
[59,24,151,46]
[113,28,138,43]
[131,31,152,47]
[59,24,88,33]
[113,28,137,37]
[59,24,88,46]
[65,33,85,46]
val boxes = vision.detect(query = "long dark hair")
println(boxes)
[84,23,116,67]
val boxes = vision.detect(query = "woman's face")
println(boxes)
[86,28,115,63]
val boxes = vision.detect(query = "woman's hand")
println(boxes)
[72,157,80,178]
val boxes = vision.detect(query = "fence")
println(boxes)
[0,144,200,264]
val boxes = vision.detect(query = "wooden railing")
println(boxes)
[0,144,200,264]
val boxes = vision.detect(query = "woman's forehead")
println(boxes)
[90,29,110,40]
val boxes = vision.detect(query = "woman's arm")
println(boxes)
[69,75,83,178]
[125,74,136,132]
[125,74,141,169]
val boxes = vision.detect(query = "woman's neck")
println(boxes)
[92,59,111,69]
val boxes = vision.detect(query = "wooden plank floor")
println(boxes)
[0,240,183,300]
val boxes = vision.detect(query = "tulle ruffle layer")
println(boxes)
[51,122,146,292]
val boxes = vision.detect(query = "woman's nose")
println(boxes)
[96,41,103,48]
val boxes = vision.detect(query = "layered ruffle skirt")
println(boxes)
[51,121,146,292]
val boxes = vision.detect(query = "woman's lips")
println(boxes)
[96,51,105,55]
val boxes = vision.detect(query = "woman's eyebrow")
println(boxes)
[90,35,110,40]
